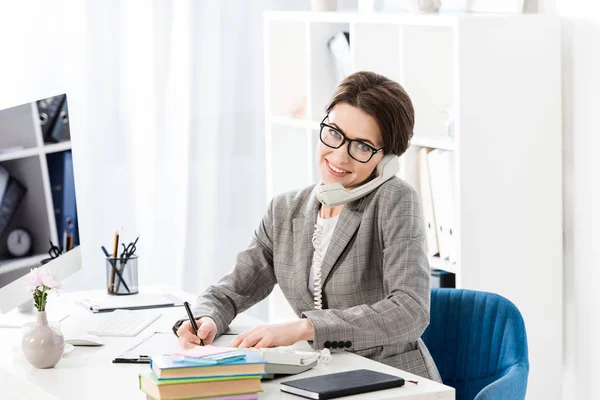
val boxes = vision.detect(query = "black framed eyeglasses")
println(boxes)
[319,116,384,163]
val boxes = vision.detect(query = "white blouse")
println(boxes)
[308,214,340,296]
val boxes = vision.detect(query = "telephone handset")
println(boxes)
[316,154,400,207]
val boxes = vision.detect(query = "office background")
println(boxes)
[0,0,597,399]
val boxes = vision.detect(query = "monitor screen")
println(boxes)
[0,94,79,293]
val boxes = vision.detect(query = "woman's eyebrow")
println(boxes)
[328,122,376,146]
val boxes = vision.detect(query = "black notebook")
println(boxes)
[280,369,405,399]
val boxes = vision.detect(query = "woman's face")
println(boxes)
[317,103,384,190]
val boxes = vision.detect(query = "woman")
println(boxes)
[173,71,441,382]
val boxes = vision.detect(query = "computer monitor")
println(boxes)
[0,94,82,313]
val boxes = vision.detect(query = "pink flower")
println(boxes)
[23,266,62,292]
[38,266,62,290]
[24,268,44,292]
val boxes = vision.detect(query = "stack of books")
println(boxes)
[139,346,266,400]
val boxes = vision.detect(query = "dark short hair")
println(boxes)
[325,71,414,156]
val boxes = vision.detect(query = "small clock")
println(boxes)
[7,228,33,257]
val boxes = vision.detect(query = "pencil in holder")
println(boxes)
[106,256,139,295]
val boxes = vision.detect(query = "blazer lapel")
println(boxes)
[292,185,321,312]
[319,206,362,287]
[291,186,364,311]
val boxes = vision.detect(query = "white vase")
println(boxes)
[21,311,64,369]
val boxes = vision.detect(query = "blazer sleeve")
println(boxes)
[302,185,431,351]
[189,199,277,336]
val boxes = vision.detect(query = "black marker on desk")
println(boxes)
[184,301,204,346]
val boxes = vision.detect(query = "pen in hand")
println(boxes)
[184,301,204,346]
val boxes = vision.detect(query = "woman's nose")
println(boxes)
[330,142,352,163]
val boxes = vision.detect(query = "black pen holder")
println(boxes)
[106,256,139,295]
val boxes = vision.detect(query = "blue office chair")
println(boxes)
[421,288,529,400]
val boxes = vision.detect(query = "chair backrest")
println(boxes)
[421,288,529,400]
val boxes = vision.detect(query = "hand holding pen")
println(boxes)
[177,302,218,349]
[184,301,204,346]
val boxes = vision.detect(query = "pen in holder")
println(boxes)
[105,256,139,295]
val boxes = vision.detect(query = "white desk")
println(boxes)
[0,286,455,399]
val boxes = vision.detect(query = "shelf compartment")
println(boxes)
[352,22,402,84]
[308,22,350,122]
[0,156,52,259]
[266,20,308,119]
[402,25,455,139]
[0,103,39,150]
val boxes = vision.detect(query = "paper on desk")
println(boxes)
[172,345,238,359]
[115,332,182,361]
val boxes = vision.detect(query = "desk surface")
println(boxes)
[0,286,454,400]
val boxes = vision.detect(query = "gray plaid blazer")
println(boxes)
[191,177,441,382]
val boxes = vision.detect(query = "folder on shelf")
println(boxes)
[36,95,65,141]
[0,164,27,239]
[417,148,439,257]
[427,149,456,262]
[431,269,456,288]
[46,96,70,143]
[46,151,78,250]
[328,31,351,83]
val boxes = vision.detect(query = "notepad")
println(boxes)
[173,345,238,359]
[280,369,405,399]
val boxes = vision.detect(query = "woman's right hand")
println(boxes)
[177,316,218,349]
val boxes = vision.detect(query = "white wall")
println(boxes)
[0,1,92,289]
[545,1,600,399]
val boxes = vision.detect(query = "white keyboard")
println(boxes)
[86,310,161,337]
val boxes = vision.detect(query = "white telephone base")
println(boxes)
[254,346,320,366]
[255,347,321,379]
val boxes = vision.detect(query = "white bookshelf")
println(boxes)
[264,11,562,399]
[0,101,70,278]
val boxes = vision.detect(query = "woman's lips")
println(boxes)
[326,159,349,178]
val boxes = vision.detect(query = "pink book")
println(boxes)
[172,345,238,359]
[147,395,258,400]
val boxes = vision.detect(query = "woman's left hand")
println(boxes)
[229,319,314,349]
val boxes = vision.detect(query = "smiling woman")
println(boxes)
[172,71,441,383]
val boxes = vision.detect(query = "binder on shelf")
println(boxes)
[328,31,351,83]
[417,148,439,257]
[431,269,456,288]
[36,95,65,141]
[46,96,70,143]
[0,165,27,240]
[46,151,78,250]
[427,149,456,262]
